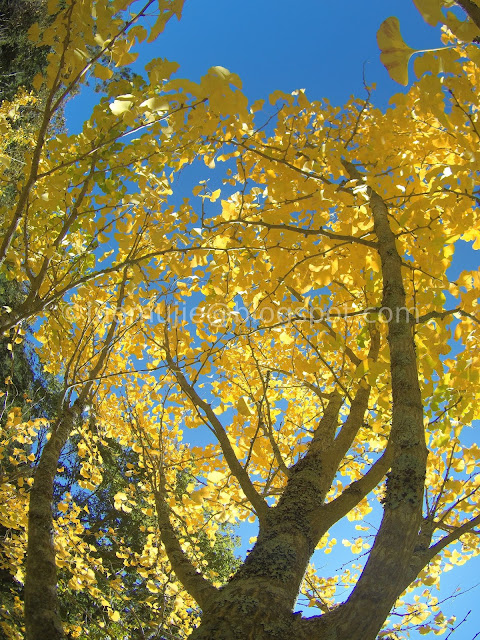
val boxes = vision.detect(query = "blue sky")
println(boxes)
[69,0,443,120]
[135,0,439,107]
[65,1,479,637]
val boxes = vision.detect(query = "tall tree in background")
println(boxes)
[1,1,480,639]
[0,3,59,636]
[0,0,49,101]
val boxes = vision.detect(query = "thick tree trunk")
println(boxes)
[187,167,429,640]
[23,272,126,640]
[24,408,76,640]
[189,520,312,639]
[189,586,301,640]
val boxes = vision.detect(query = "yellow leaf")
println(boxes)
[444,11,480,42]
[279,331,294,345]
[412,0,445,26]
[93,64,114,81]
[251,99,265,113]
[27,22,40,44]
[140,97,169,113]
[146,580,159,593]
[210,65,242,89]
[32,73,43,90]
[47,0,60,14]
[377,17,416,85]
[354,360,369,379]
[130,25,148,44]
[0,153,11,168]
[210,188,221,202]
[190,487,211,504]
[207,470,226,484]
[237,396,254,416]
[109,95,134,115]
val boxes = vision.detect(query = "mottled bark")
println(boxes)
[24,407,77,640]
[188,493,322,639]
[189,580,306,640]
[164,372,388,639]
[306,163,429,640]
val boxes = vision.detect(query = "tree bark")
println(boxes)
[24,407,77,640]
[303,163,428,640]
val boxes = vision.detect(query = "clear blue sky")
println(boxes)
[135,0,439,107]
[66,1,479,637]
[69,0,442,121]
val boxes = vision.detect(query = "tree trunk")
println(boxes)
[24,408,76,640]
[190,587,301,640]
[189,524,312,640]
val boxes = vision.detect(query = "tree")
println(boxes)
[0,0,50,102]
[1,1,480,639]
[0,4,241,637]
[3,3,240,637]
[0,271,62,640]
[0,6,64,635]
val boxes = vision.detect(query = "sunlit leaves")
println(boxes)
[2,0,480,637]
[109,93,135,115]
[381,1,480,84]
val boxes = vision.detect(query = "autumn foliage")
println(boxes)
[1,1,480,639]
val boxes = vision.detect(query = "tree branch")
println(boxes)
[455,0,480,32]
[332,325,380,461]
[24,270,130,640]
[416,307,479,326]
[319,161,428,640]
[162,329,270,524]
[233,217,378,249]
[420,514,480,564]
[312,446,393,537]
[153,491,217,610]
